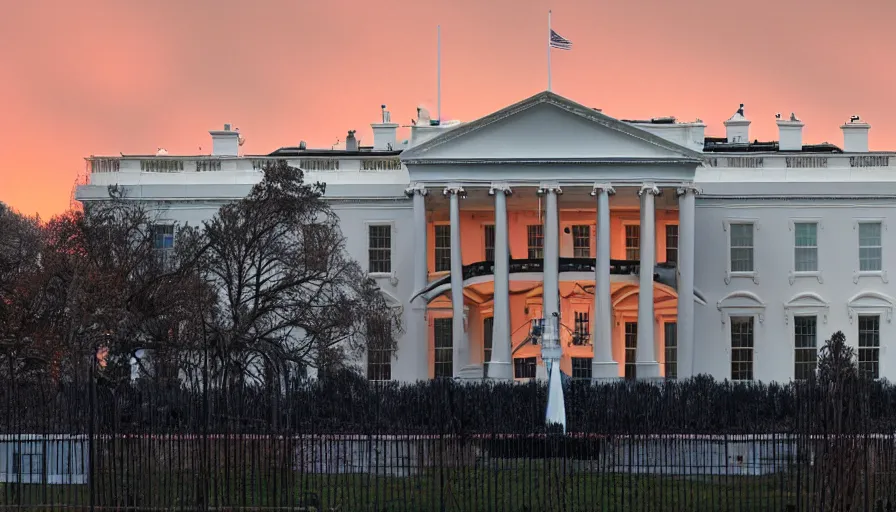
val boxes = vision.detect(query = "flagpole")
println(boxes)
[547,10,552,92]
[437,25,442,124]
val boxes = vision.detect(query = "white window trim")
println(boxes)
[783,292,830,325]
[722,219,760,285]
[724,313,760,382]
[847,290,895,324]
[853,218,888,283]
[788,219,823,285]
[364,220,397,284]
[717,290,766,325]
[854,311,886,380]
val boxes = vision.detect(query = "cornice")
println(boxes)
[402,157,700,166]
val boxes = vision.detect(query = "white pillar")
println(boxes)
[636,183,660,379]
[444,185,467,378]
[591,184,619,379]
[406,184,430,381]
[488,183,513,380]
[541,185,562,321]
[677,185,698,378]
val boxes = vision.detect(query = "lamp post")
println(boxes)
[541,313,566,432]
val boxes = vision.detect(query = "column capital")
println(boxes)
[488,182,513,196]
[404,183,429,197]
[536,184,563,195]
[676,184,701,197]
[590,183,616,196]
[443,185,466,197]
[638,183,660,197]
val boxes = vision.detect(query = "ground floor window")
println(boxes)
[366,317,392,381]
[571,357,592,379]
[858,315,880,379]
[514,357,537,379]
[483,317,493,377]
[730,316,754,381]
[793,316,817,380]
[664,322,677,379]
[434,318,453,378]
[624,322,637,380]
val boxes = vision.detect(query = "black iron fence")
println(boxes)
[3,372,896,511]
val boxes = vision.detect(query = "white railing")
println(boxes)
[706,153,894,169]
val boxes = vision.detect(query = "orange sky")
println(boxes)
[2,0,895,218]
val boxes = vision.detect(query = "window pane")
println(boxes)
[665,225,679,264]
[793,223,818,272]
[527,225,544,259]
[730,224,754,272]
[434,318,453,378]
[514,357,537,379]
[730,316,754,381]
[858,315,880,379]
[483,317,494,377]
[624,322,637,380]
[793,316,817,380]
[572,225,591,258]
[859,223,882,272]
[484,225,496,262]
[368,225,392,273]
[434,225,451,272]
[625,225,640,261]
[571,357,592,379]
[664,322,677,379]
[573,311,590,345]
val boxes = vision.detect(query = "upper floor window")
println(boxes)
[484,225,495,262]
[793,316,817,380]
[793,222,818,272]
[730,316,754,381]
[433,318,453,378]
[368,224,392,274]
[859,222,883,272]
[729,223,754,273]
[572,225,591,258]
[434,225,451,272]
[625,225,640,261]
[527,225,544,259]
[858,315,880,379]
[665,225,679,264]
[151,224,175,251]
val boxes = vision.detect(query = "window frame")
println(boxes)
[729,315,755,382]
[483,224,496,263]
[433,223,452,273]
[482,316,494,377]
[723,219,759,284]
[571,224,592,258]
[571,357,592,380]
[857,314,881,380]
[513,356,537,379]
[526,224,544,259]
[623,223,641,261]
[624,321,638,380]
[854,219,887,283]
[664,223,679,264]
[717,290,766,381]
[663,321,677,380]
[432,317,453,378]
[365,221,395,276]
[792,315,819,381]
[789,219,822,284]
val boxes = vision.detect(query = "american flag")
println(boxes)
[550,29,572,50]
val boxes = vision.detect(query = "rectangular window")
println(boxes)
[729,223,754,273]
[514,357,537,379]
[793,316,817,380]
[527,225,544,259]
[625,225,640,261]
[571,357,592,380]
[303,224,329,271]
[151,224,175,250]
[859,222,883,272]
[12,450,41,476]
[665,225,679,264]
[858,315,880,379]
[624,322,638,380]
[484,225,496,262]
[366,317,392,381]
[573,311,590,345]
[730,316,754,381]
[483,316,494,377]
[368,224,392,274]
[572,225,591,258]
[664,322,677,379]
[434,225,451,272]
[794,222,818,272]
[434,318,453,378]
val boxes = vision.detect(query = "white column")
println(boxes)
[444,185,467,378]
[406,184,430,381]
[636,183,660,379]
[540,185,562,320]
[488,183,513,380]
[677,185,698,378]
[591,184,619,379]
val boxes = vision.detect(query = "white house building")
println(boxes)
[76,91,896,383]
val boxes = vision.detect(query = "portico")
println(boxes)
[402,91,703,381]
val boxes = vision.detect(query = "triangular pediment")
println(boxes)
[401,91,705,164]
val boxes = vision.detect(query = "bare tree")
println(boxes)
[190,161,402,386]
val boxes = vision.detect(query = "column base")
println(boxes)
[591,361,620,381]
[634,361,661,380]
[457,365,484,381]
[486,361,513,381]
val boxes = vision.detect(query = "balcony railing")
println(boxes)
[707,154,894,169]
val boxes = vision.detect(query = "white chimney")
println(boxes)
[724,104,751,144]
[345,130,359,152]
[776,112,804,151]
[371,105,399,151]
[209,124,240,156]
[841,115,870,152]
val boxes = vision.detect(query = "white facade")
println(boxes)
[77,92,896,383]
